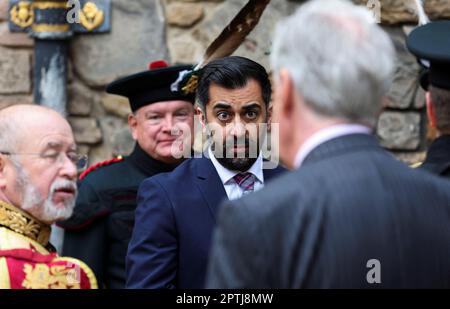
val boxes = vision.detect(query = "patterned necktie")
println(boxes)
[233,172,256,195]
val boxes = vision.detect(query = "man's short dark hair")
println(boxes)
[430,85,450,133]
[196,56,271,110]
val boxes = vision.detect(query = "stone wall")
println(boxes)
[1,0,450,165]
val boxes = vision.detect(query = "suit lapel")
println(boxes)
[195,157,228,221]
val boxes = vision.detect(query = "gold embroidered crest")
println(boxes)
[22,263,81,289]
[0,201,51,246]
[181,75,199,95]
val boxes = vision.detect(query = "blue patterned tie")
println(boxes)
[233,172,256,195]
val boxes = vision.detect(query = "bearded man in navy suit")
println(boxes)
[126,56,285,289]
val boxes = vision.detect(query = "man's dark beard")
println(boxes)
[212,137,260,172]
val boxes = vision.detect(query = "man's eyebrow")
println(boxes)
[144,111,160,117]
[242,103,262,110]
[43,142,76,152]
[212,102,232,110]
[44,142,63,150]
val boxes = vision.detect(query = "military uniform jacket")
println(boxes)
[58,144,178,289]
[0,201,97,289]
[420,135,450,177]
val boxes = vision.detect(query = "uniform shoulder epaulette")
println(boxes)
[79,156,124,181]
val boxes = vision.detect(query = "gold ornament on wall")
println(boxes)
[79,2,104,31]
[9,1,34,28]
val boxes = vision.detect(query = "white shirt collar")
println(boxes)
[208,146,264,185]
[294,123,372,169]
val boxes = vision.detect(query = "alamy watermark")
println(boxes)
[66,0,81,24]
[366,259,381,284]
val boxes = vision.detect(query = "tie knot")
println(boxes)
[233,172,256,195]
[233,172,254,186]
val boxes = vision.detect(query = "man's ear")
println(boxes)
[128,113,138,140]
[279,69,296,117]
[426,91,437,128]
[267,104,273,132]
[195,106,206,128]
[0,156,7,189]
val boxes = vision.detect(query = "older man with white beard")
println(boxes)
[0,104,97,289]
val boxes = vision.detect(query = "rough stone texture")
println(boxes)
[0,2,8,22]
[352,0,450,24]
[112,127,135,156]
[77,145,90,157]
[88,144,113,166]
[101,93,131,118]
[0,46,31,94]
[166,2,204,28]
[67,60,74,83]
[87,116,133,164]
[67,80,97,116]
[425,0,450,20]
[384,26,420,109]
[413,86,426,109]
[168,32,202,64]
[0,95,33,109]
[68,117,103,145]
[71,0,169,87]
[377,111,421,150]
[191,0,299,70]
[166,1,222,64]
[0,23,33,47]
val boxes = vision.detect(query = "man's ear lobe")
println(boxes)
[128,113,138,140]
[0,157,7,189]
[426,92,437,128]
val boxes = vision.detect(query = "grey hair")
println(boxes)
[270,0,395,127]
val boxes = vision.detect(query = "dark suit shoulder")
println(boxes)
[81,157,146,191]
[142,158,200,189]
[59,157,147,230]
[420,135,450,177]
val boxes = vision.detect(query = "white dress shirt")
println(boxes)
[208,147,264,200]
[294,124,372,169]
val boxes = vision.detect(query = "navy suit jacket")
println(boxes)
[126,156,285,288]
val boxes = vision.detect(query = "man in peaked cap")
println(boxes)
[407,21,450,177]
[58,61,196,289]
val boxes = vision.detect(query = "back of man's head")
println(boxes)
[271,0,395,127]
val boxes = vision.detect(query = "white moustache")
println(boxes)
[50,179,77,195]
